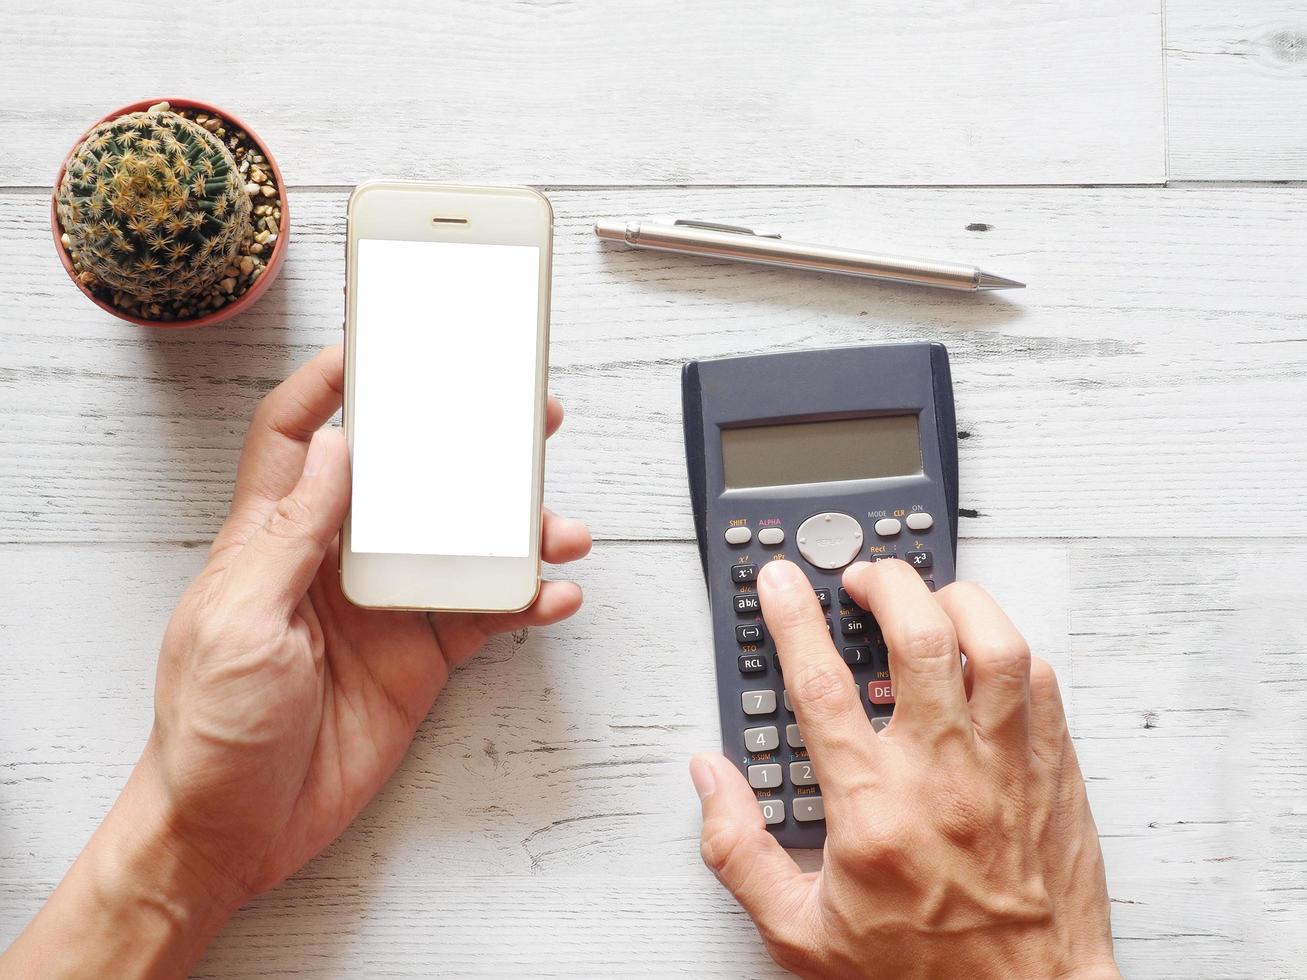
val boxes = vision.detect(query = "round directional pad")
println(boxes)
[795,512,864,570]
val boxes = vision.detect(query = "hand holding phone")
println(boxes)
[342,182,555,611]
[1,348,591,976]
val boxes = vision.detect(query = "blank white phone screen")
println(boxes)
[351,238,539,557]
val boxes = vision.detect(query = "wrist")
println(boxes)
[2,751,243,979]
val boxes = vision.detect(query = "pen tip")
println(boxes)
[977,272,1025,290]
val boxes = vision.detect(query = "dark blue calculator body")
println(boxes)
[682,343,959,848]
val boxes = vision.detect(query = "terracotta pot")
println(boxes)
[51,97,289,328]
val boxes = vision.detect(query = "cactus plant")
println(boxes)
[55,101,252,305]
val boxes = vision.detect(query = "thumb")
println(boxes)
[691,753,811,941]
[222,427,350,619]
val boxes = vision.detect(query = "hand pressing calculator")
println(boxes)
[682,343,958,848]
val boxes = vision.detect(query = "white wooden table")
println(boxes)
[2,2,1305,976]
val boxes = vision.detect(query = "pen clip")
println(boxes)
[669,217,783,239]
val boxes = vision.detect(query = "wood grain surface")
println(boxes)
[2,0,1304,977]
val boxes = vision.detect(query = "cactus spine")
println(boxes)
[56,102,252,304]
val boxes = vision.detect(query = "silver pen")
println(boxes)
[594,218,1024,291]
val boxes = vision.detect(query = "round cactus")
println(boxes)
[56,102,252,304]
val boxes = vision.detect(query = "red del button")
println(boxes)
[868,678,896,705]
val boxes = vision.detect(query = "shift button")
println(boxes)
[724,526,752,545]
[758,527,785,546]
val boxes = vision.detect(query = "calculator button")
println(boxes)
[813,587,832,609]
[758,527,785,546]
[745,726,779,752]
[794,797,825,822]
[795,512,864,570]
[738,654,767,674]
[871,715,892,733]
[906,512,933,531]
[758,799,785,825]
[736,623,764,644]
[748,763,783,789]
[724,526,752,545]
[785,723,805,748]
[868,552,895,562]
[789,761,818,786]
[783,689,793,712]
[923,579,936,592]
[906,550,933,570]
[773,653,783,673]
[874,518,901,536]
[841,616,870,637]
[733,593,761,614]
[741,690,777,715]
[837,587,865,610]
[842,645,871,666]
[732,563,757,583]
[868,678,897,705]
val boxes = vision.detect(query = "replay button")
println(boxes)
[796,512,864,570]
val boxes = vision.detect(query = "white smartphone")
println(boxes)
[340,181,553,611]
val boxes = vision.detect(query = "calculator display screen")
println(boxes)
[721,415,922,490]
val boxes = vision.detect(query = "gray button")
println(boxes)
[871,715,892,733]
[744,726,779,752]
[785,723,804,748]
[796,512,864,570]
[874,518,902,536]
[783,689,792,712]
[789,761,817,786]
[758,799,784,825]
[906,512,933,531]
[794,796,825,822]
[741,690,777,715]
[748,763,783,789]
[757,527,785,546]
[724,526,752,545]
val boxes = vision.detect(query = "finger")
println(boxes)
[758,560,876,802]
[220,428,351,620]
[429,580,584,668]
[935,582,1031,746]
[692,753,812,947]
[541,509,592,565]
[843,559,970,738]
[545,396,564,438]
[1028,656,1072,760]
[214,346,345,556]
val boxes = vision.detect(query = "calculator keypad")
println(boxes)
[717,507,945,842]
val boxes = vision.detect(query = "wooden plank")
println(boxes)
[4,539,1306,975]
[0,0,1165,187]
[2,187,1305,543]
[1166,0,1307,180]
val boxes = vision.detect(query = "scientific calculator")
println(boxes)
[682,343,958,848]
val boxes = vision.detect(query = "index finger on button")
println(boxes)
[757,560,877,800]
[843,559,971,739]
